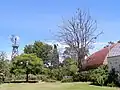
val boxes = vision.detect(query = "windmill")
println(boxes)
[10,35,20,59]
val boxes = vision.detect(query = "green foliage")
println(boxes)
[28,74,37,80]
[89,65,108,86]
[49,68,63,80]
[42,67,51,75]
[63,47,77,60]
[73,65,120,87]
[0,73,4,84]
[107,69,118,83]
[46,79,56,82]
[72,65,109,86]
[13,74,26,80]
[10,54,43,76]
[51,44,59,68]
[0,51,11,83]
[107,68,119,87]
[39,75,56,82]
[24,41,52,65]
[73,71,90,82]
[61,77,73,83]
[36,75,46,80]
[62,58,78,76]
[40,75,49,82]
[46,58,78,81]
[107,82,116,87]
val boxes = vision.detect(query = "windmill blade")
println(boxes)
[9,35,15,43]
[15,36,20,41]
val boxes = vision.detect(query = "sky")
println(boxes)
[0,0,120,59]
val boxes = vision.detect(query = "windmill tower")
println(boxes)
[10,35,20,59]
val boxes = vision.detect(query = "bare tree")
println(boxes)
[58,9,102,72]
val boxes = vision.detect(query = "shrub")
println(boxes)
[0,76,3,84]
[61,77,73,83]
[40,75,49,82]
[14,75,26,80]
[106,68,119,87]
[96,76,105,86]
[4,77,12,83]
[12,74,38,81]
[36,75,44,80]
[28,74,37,80]
[89,65,108,86]
[48,68,62,80]
[73,71,90,82]
[46,79,56,82]
[38,75,56,82]
[107,82,116,87]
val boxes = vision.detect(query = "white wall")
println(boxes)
[108,55,120,72]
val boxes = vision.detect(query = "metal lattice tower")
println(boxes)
[10,35,19,59]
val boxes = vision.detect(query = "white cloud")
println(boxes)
[45,40,68,52]
[93,42,107,45]
[90,42,107,54]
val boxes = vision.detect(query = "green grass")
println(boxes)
[0,82,117,90]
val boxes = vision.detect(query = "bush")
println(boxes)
[40,75,49,82]
[46,79,56,82]
[12,74,38,81]
[106,68,119,87]
[38,75,56,82]
[95,76,105,86]
[89,65,108,86]
[61,77,73,83]
[36,75,44,80]
[0,76,4,84]
[14,75,26,80]
[73,71,90,82]
[28,74,37,80]
[107,82,116,87]
[4,77,12,83]
[48,68,62,81]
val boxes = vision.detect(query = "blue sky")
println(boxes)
[0,0,120,57]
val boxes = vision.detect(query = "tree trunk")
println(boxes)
[77,52,84,72]
[78,58,82,72]
[26,69,29,82]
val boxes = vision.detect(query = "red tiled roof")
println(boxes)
[84,44,116,69]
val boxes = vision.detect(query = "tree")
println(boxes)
[24,41,52,65]
[62,58,78,76]
[0,51,10,82]
[47,58,77,80]
[63,47,77,60]
[58,9,102,72]
[104,41,114,48]
[11,54,43,82]
[51,44,59,68]
[24,45,33,54]
[117,40,120,43]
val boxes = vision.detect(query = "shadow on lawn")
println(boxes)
[4,80,39,83]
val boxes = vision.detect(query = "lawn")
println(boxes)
[0,82,117,90]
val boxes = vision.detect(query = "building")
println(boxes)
[84,43,120,70]
[107,55,120,72]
